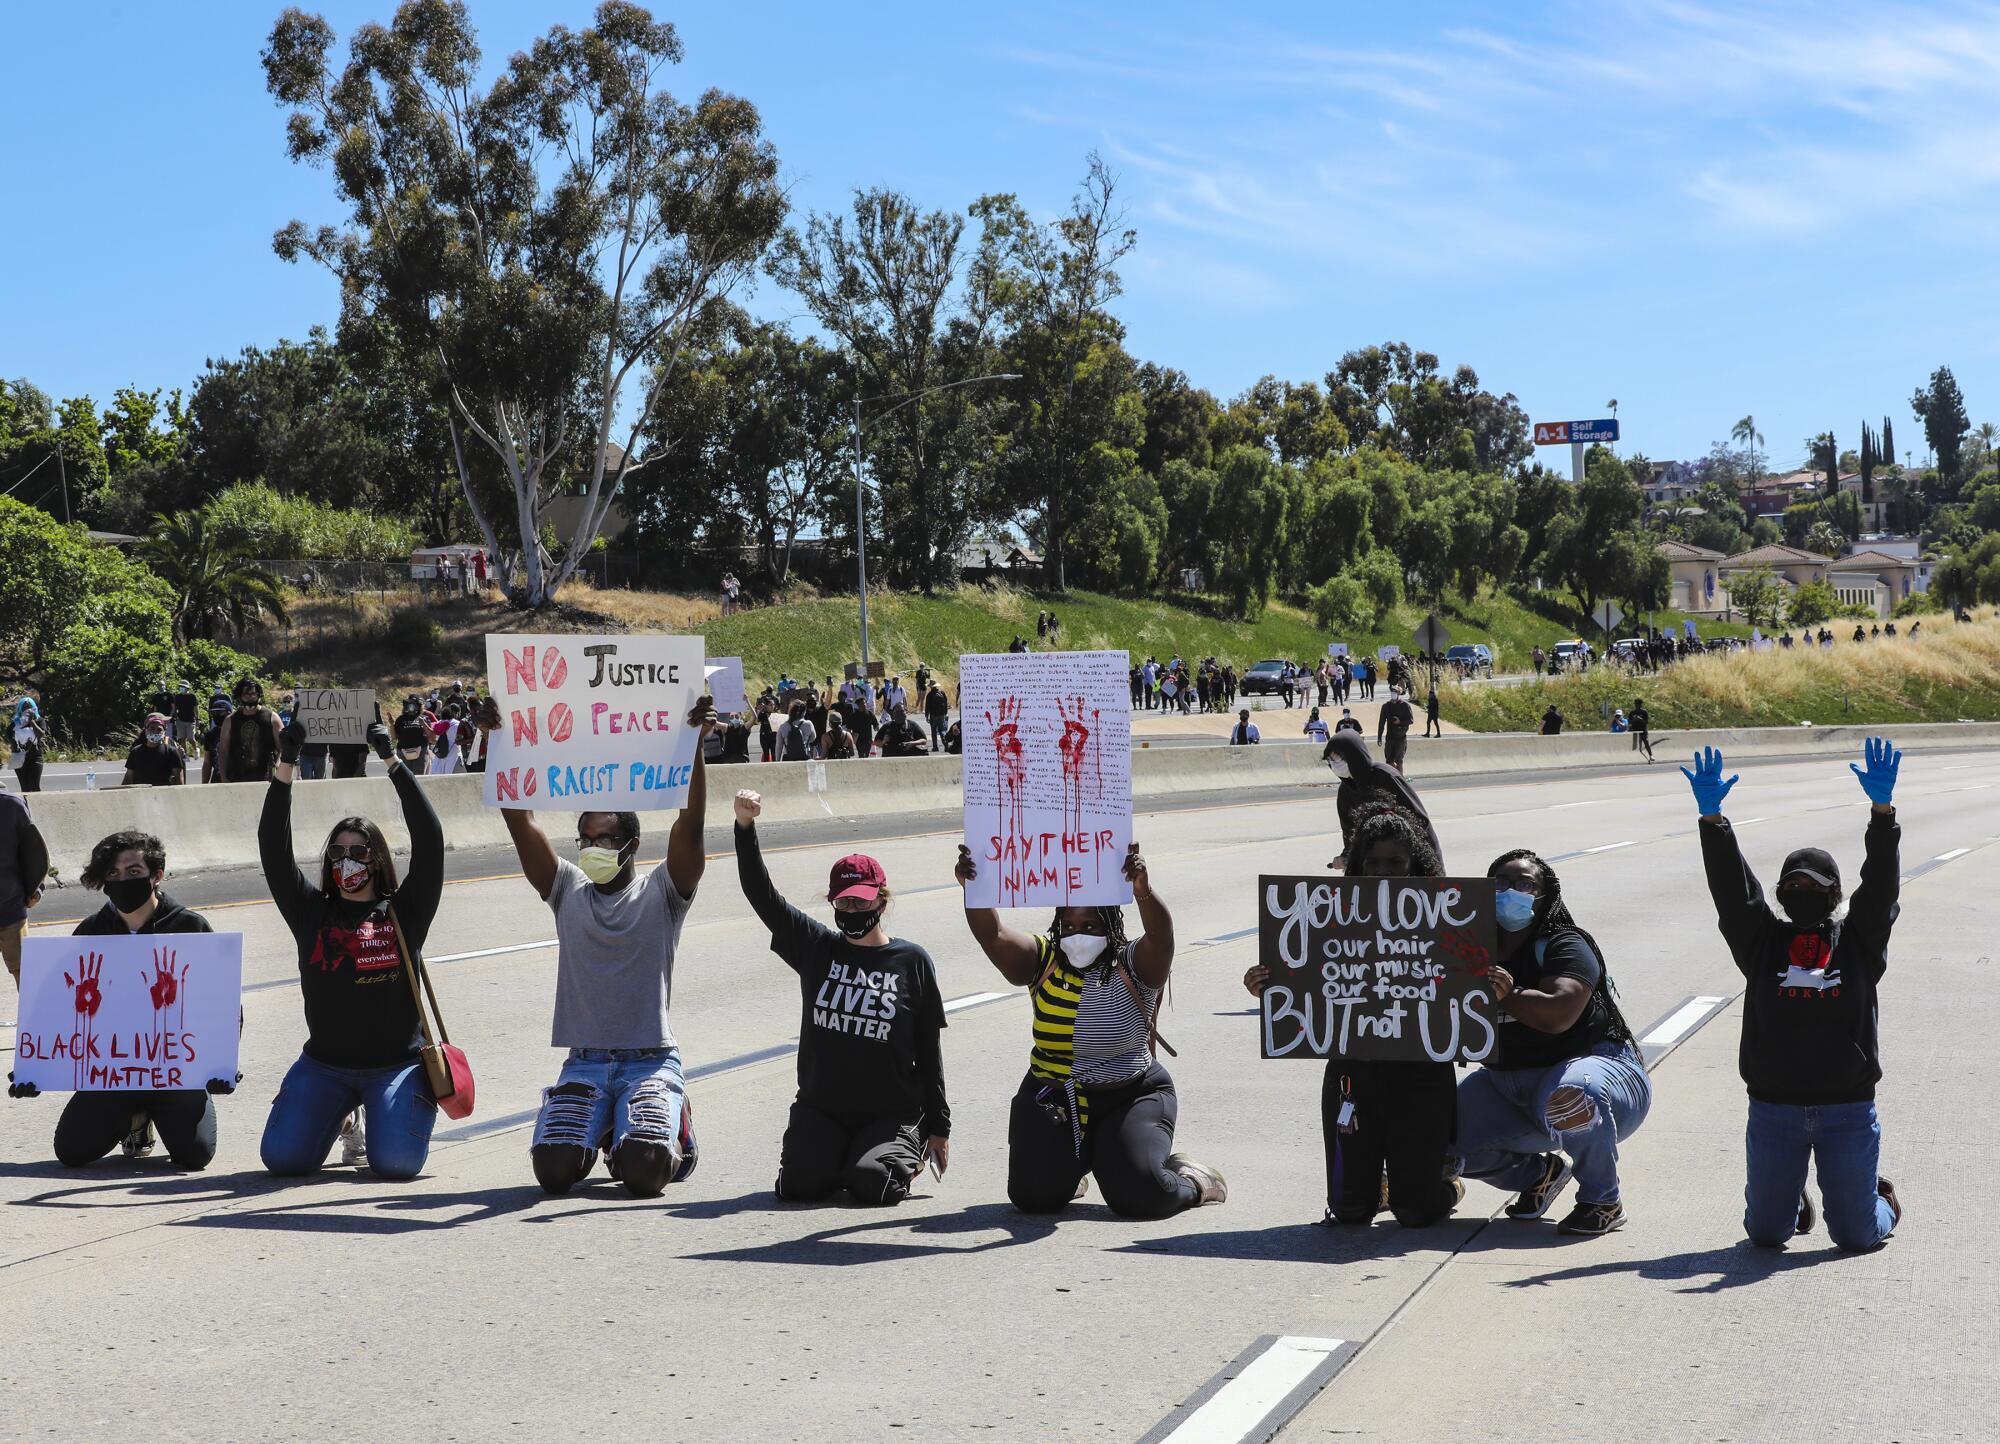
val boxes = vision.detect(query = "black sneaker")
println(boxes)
[1506,1153,1574,1220]
[1556,1200,1627,1236]
[1795,1190,1817,1236]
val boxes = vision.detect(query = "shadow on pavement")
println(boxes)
[1501,1239,1864,1294]
[1114,1217,1484,1263]
[174,1182,547,1233]
[3,1166,289,1209]
[684,1200,1062,1265]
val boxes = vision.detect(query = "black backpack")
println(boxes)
[782,724,808,762]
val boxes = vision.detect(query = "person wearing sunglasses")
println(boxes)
[256,715,443,1180]
[8,830,233,1169]
[477,695,715,1199]
[734,789,949,1205]
[956,840,1226,1217]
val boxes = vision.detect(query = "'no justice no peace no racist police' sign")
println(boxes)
[1258,874,1500,1063]
[482,633,703,811]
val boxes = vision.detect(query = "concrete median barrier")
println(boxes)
[21,721,1996,879]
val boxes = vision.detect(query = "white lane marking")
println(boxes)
[1640,996,1730,1050]
[1733,817,1770,826]
[944,991,1010,1013]
[431,938,557,963]
[1934,848,1970,862]
[1580,840,1637,855]
[1159,1337,1348,1444]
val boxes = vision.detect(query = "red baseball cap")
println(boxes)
[828,854,887,901]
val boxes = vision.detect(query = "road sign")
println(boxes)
[1414,613,1451,654]
[1592,601,1624,634]
[1533,418,1620,446]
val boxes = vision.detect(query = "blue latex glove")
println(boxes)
[1681,746,1738,816]
[1850,736,1900,806]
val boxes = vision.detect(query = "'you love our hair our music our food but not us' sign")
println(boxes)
[13,934,243,1093]
[482,634,704,811]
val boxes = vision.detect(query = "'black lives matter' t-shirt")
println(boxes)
[734,822,949,1136]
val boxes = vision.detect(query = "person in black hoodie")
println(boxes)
[1321,731,1444,872]
[733,790,949,1204]
[257,717,444,1180]
[16,831,233,1169]
[1688,738,1904,1251]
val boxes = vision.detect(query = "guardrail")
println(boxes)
[23,722,1996,878]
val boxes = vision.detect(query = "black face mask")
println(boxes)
[105,876,156,914]
[834,907,882,939]
[1777,887,1836,928]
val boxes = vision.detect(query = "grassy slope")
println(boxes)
[1441,611,2000,732]
[268,579,1732,700]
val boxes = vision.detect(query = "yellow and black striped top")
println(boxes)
[1027,935,1157,1129]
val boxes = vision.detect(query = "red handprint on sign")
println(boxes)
[986,696,1026,789]
[1056,696,1091,774]
[66,953,105,1018]
[147,949,187,1010]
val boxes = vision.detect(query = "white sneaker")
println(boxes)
[338,1111,367,1166]
[121,1117,156,1160]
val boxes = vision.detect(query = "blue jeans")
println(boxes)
[1745,1099,1896,1251]
[260,1052,436,1181]
[533,1048,686,1156]
[1456,1042,1652,1205]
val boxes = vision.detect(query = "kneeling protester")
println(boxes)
[735,791,949,1204]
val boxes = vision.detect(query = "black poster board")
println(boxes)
[1258,874,1499,1063]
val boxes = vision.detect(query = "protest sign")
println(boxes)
[482,633,703,811]
[960,649,1132,909]
[14,933,243,1093]
[1376,644,1401,661]
[1258,875,1499,1063]
[1326,642,1349,658]
[705,657,749,714]
[292,688,376,745]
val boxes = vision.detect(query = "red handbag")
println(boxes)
[391,904,476,1119]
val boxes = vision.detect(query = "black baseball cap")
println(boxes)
[1779,846,1840,889]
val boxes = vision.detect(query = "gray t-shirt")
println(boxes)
[547,856,691,1049]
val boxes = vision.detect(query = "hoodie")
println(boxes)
[1698,813,1899,1105]
[1321,732,1444,868]
[73,890,214,938]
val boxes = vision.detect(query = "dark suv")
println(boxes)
[1239,659,1290,695]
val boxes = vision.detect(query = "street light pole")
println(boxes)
[849,371,1019,671]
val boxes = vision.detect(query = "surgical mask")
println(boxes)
[1777,887,1835,928]
[578,845,629,886]
[1495,888,1538,932]
[105,876,156,913]
[835,906,882,939]
[144,729,164,746]
[1060,934,1109,969]
[332,858,372,894]
[1327,757,1350,779]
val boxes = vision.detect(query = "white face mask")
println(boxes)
[1328,757,1350,778]
[1060,934,1109,969]
[578,845,628,885]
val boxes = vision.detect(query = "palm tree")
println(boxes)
[1976,420,1998,477]
[136,510,289,641]
[1731,414,1764,482]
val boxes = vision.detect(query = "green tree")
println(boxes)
[1731,414,1764,481]
[265,1,786,604]
[1325,343,1530,471]
[1541,451,1661,621]
[1786,578,1839,628]
[1803,519,1848,558]
[1068,443,1166,591]
[1135,364,1217,477]
[1911,365,1971,491]
[1728,564,1787,629]
[1208,444,1291,616]
[136,511,289,641]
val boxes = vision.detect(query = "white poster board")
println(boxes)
[959,650,1132,909]
[292,688,376,745]
[482,633,704,811]
[1377,644,1401,661]
[704,657,749,715]
[14,933,242,1092]
[1326,643,1349,658]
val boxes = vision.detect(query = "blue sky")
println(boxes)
[4,0,1996,467]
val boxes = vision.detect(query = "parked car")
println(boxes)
[1239,659,1290,695]
[1444,643,1493,676]
[1609,638,1645,662]
[1548,640,1591,669]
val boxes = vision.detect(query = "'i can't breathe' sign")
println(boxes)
[482,633,704,811]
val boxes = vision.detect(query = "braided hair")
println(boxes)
[1047,905,1130,959]
[1486,848,1634,1043]
[1347,802,1443,878]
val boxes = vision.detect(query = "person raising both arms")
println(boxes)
[477,695,712,1199]
[955,841,1226,1217]
[1244,804,1461,1228]
[1687,739,1905,1251]
[10,831,234,1170]
[734,790,950,1205]
[257,715,444,1180]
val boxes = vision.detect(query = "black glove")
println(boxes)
[7,1072,37,1099]
[366,721,393,761]
[206,1072,241,1096]
[279,718,307,764]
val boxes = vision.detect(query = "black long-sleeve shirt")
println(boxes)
[734,821,949,1137]
[1699,812,1899,1105]
[259,764,444,1068]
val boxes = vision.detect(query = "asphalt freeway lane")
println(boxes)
[1,747,1993,1441]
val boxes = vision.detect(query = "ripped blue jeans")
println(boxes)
[533,1047,685,1157]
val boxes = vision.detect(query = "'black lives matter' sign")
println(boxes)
[1258,875,1499,1063]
